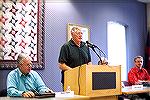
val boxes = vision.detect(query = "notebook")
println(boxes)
[34,92,55,98]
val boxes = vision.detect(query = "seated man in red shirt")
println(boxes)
[127,56,150,99]
[128,56,150,85]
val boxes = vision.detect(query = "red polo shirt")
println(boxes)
[128,66,150,85]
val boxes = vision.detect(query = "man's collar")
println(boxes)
[134,66,143,72]
[17,68,31,77]
[70,39,85,47]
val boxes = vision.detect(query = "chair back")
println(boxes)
[122,81,130,87]
[0,89,7,97]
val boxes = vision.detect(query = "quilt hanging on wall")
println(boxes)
[0,0,45,69]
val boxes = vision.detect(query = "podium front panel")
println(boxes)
[92,72,116,90]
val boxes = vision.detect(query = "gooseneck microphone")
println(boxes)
[86,41,107,65]
[86,41,97,48]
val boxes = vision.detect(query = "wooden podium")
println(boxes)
[64,64,121,98]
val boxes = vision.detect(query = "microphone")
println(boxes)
[86,41,107,65]
[86,41,97,48]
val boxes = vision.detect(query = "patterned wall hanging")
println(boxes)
[0,0,45,69]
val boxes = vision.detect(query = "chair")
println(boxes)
[0,89,7,97]
[122,81,130,87]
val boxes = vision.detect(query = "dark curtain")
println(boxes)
[144,32,150,74]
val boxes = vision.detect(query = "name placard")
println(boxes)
[132,85,143,90]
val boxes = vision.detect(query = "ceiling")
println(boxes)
[45,0,150,3]
[137,0,150,3]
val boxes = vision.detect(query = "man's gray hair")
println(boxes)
[134,56,143,62]
[71,27,81,33]
[17,53,28,64]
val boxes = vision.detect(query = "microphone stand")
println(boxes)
[90,46,102,65]
[96,46,107,65]
[90,45,107,65]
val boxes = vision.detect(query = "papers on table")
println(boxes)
[55,91,74,97]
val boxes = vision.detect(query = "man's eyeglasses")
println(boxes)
[26,63,32,67]
[75,32,83,35]
[21,63,32,67]
[135,60,143,63]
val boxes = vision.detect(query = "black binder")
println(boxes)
[34,92,55,98]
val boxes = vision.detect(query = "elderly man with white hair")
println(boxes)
[7,53,53,97]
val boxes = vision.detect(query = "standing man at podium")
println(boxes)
[58,27,92,86]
